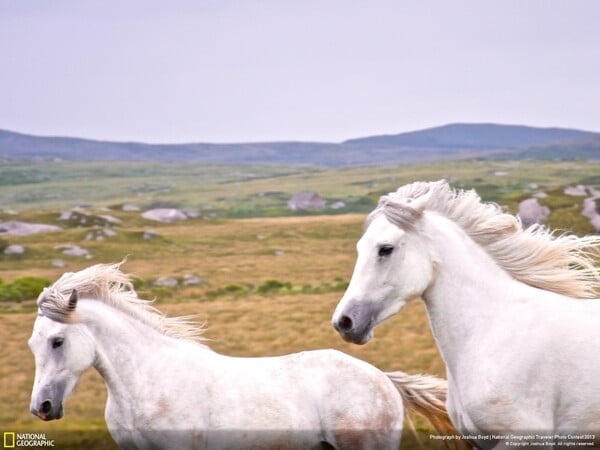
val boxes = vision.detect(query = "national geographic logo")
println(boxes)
[3,432,54,448]
[2,433,14,449]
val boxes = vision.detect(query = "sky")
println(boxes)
[1,0,599,143]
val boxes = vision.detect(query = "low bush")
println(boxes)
[0,276,51,302]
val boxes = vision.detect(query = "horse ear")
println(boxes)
[67,289,78,312]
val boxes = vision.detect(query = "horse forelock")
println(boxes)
[369,180,600,299]
[37,288,79,324]
[39,262,210,345]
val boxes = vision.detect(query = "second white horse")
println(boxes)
[333,180,600,449]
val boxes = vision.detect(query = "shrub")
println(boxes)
[131,276,151,290]
[0,276,51,302]
[224,284,246,294]
[256,280,291,294]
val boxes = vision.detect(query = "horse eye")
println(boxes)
[378,245,394,257]
[52,337,64,349]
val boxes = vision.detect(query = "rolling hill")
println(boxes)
[343,123,593,149]
[0,123,598,166]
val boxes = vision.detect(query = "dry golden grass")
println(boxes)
[134,214,367,287]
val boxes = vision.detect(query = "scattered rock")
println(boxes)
[122,203,140,212]
[329,201,346,210]
[99,215,121,225]
[85,228,117,241]
[142,208,188,223]
[58,211,121,227]
[533,192,548,199]
[154,277,178,287]
[589,217,600,232]
[494,171,508,177]
[274,250,285,256]
[582,191,600,232]
[143,230,159,240]
[55,244,92,258]
[182,208,200,219]
[526,183,539,190]
[0,221,62,236]
[183,274,206,286]
[59,211,74,220]
[51,259,66,268]
[564,185,588,196]
[4,244,25,255]
[518,198,550,227]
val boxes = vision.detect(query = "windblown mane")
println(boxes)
[369,180,600,299]
[37,262,208,344]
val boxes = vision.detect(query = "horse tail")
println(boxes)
[385,371,461,439]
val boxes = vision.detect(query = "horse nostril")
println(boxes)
[339,315,353,331]
[41,400,52,415]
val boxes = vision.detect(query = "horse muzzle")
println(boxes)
[332,300,375,345]
[31,400,63,421]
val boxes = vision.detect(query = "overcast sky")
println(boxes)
[1,1,599,143]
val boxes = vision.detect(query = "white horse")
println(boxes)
[332,180,600,449]
[29,263,456,450]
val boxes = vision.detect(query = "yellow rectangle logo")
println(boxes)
[3,432,15,448]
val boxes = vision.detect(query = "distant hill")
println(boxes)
[1,123,598,166]
[343,123,594,149]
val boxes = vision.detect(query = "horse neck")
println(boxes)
[420,213,522,368]
[77,300,198,408]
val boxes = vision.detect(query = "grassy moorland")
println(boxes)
[0,159,598,449]
[0,159,598,216]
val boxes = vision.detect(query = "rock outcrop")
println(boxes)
[518,198,550,227]
[0,221,62,236]
[142,208,188,223]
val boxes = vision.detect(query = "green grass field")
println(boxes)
[1,159,598,216]
[0,159,598,449]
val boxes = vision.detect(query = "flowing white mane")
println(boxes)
[37,262,208,344]
[370,180,600,299]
